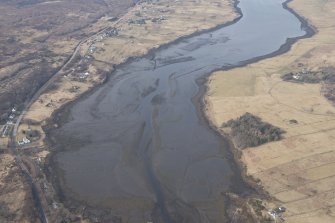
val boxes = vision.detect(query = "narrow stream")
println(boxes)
[51,0,309,222]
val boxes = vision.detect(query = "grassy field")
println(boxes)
[205,0,335,222]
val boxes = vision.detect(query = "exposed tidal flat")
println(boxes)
[48,0,310,222]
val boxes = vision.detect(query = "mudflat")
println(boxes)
[48,0,308,222]
[7,0,238,222]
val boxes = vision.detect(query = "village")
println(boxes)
[1,0,183,157]
[281,66,335,106]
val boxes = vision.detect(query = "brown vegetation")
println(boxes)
[0,0,134,116]
[0,1,135,222]
[0,154,38,222]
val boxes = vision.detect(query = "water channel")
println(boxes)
[51,0,309,222]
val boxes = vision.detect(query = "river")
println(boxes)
[50,0,310,222]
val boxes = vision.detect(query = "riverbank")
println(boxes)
[45,0,310,222]
[205,0,335,222]
[19,0,238,151]
[21,0,238,127]
[13,0,239,222]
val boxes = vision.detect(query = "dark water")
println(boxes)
[52,0,307,222]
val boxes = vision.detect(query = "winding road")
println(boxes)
[8,6,137,223]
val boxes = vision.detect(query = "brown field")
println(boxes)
[205,0,335,222]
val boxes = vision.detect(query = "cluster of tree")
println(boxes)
[222,113,285,149]
[323,83,335,104]
[22,129,41,140]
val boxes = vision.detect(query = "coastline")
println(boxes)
[40,0,243,221]
[197,0,316,220]
[199,0,315,195]
[9,0,317,221]
[204,0,335,222]
[46,0,244,122]
[43,0,316,221]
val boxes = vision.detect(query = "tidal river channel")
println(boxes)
[51,0,309,222]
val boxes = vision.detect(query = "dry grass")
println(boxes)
[0,154,36,223]
[0,0,134,115]
[205,0,335,222]
[23,0,237,131]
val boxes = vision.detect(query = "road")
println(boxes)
[7,5,138,222]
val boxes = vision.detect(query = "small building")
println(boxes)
[23,137,30,144]
[79,72,90,80]
[268,206,286,221]
[52,202,58,209]
[293,73,301,80]
[277,206,286,213]
[18,137,31,145]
